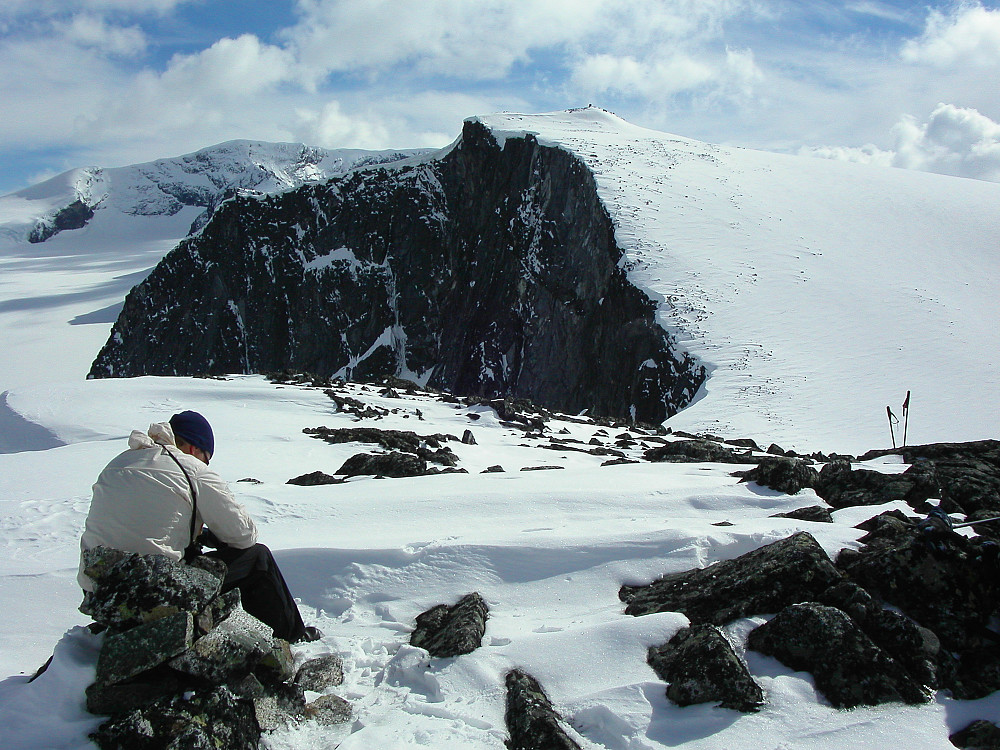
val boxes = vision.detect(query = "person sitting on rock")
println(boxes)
[78,410,320,643]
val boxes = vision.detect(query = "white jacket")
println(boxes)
[78,422,258,591]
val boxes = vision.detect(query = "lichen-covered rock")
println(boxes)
[735,456,820,495]
[747,602,929,708]
[860,441,1000,515]
[620,532,846,623]
[648,624,763,712]
[863,608,940,689]
[170,606,273,683]
[90,686,260,750]
[295,653,345,691]
[814,459,934,509]
[86,550,223,630]
[410,592,489,657]
[231,675,307,731]
[80,546,131,587]
[504,669,581,750]
[337,451,427,478]
[836,527,999,650]
[304,694,352,726]
[257,639,296,684]
[86,666,188,716]
[94,611,193,687]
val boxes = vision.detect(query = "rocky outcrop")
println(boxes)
[27,199,95,243]
[88,120,705,424]
[620,532,845,621]
[305,425,459,465]
[643,439,758,464]
[835,520,999,651]
[814,459,936,509]
[648,624,763,712]
[747,602,928,708]
[734,456,819,495]
[771,505,834,523]
[337,451,428,478]
[81,547,348,747]
[861,441,1000,515]
[410,592,489,657]
[950,720,1000,749]
[504,669,581,750]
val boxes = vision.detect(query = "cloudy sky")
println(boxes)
[2,0,1000,194]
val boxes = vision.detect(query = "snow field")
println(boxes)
[3,375,996,749]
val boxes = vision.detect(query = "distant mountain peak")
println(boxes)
[0,140,433,245]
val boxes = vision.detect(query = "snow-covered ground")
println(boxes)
[1,109,999,748]
[479,108,1000,454]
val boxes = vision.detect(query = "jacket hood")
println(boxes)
[128,422,176,450]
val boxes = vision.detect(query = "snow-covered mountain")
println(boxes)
[1,109,999,750]
[78,107,1000,455]
[0,140,429,392]
[0,140,430,246]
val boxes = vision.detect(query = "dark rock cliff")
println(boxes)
[89,120,704,423]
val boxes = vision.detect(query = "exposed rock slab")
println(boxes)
[648,624,763,712]
[771,505,834,523]
[85,549,222,630]
[747,602,929,708]
[644,439,758,464]
[287,470,344,486]
[410,592,489,657]
[504,669,581,750]
[620,532,845,623]
[734,456,819,495]
[94,611,193,686]
[169,605,274,683]
[295,653,345,691]
[337,451,428,478]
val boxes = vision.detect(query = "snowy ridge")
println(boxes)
[476,108,1000,453]
[0,140,429,245]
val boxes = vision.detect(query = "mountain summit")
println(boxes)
[86,107,1000,453]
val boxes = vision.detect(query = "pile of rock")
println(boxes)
[80,547,348,749]
[302,425,463,478]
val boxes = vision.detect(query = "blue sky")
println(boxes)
[2,0,999,194]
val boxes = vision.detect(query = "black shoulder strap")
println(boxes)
[163,446,199,547]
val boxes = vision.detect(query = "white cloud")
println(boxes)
[893,102,1000,181]
[0,0,191,22]
[159,35,304,96]
[802,103,1000,182]
[294,101,394,148]
[59,14,146,57]
[284,0,759,82]
[901,3,1000,68]
[798,143,896,167]
[571,54,715,98]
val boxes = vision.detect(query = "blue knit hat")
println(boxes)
[169,410,215,458]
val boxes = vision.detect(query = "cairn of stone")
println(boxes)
[80,547,347,749]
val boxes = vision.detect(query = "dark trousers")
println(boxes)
[207,543,307,642]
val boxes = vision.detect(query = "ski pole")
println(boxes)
[952,515,1000,530]
[886,406,897,449]
[902,391,910,448]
